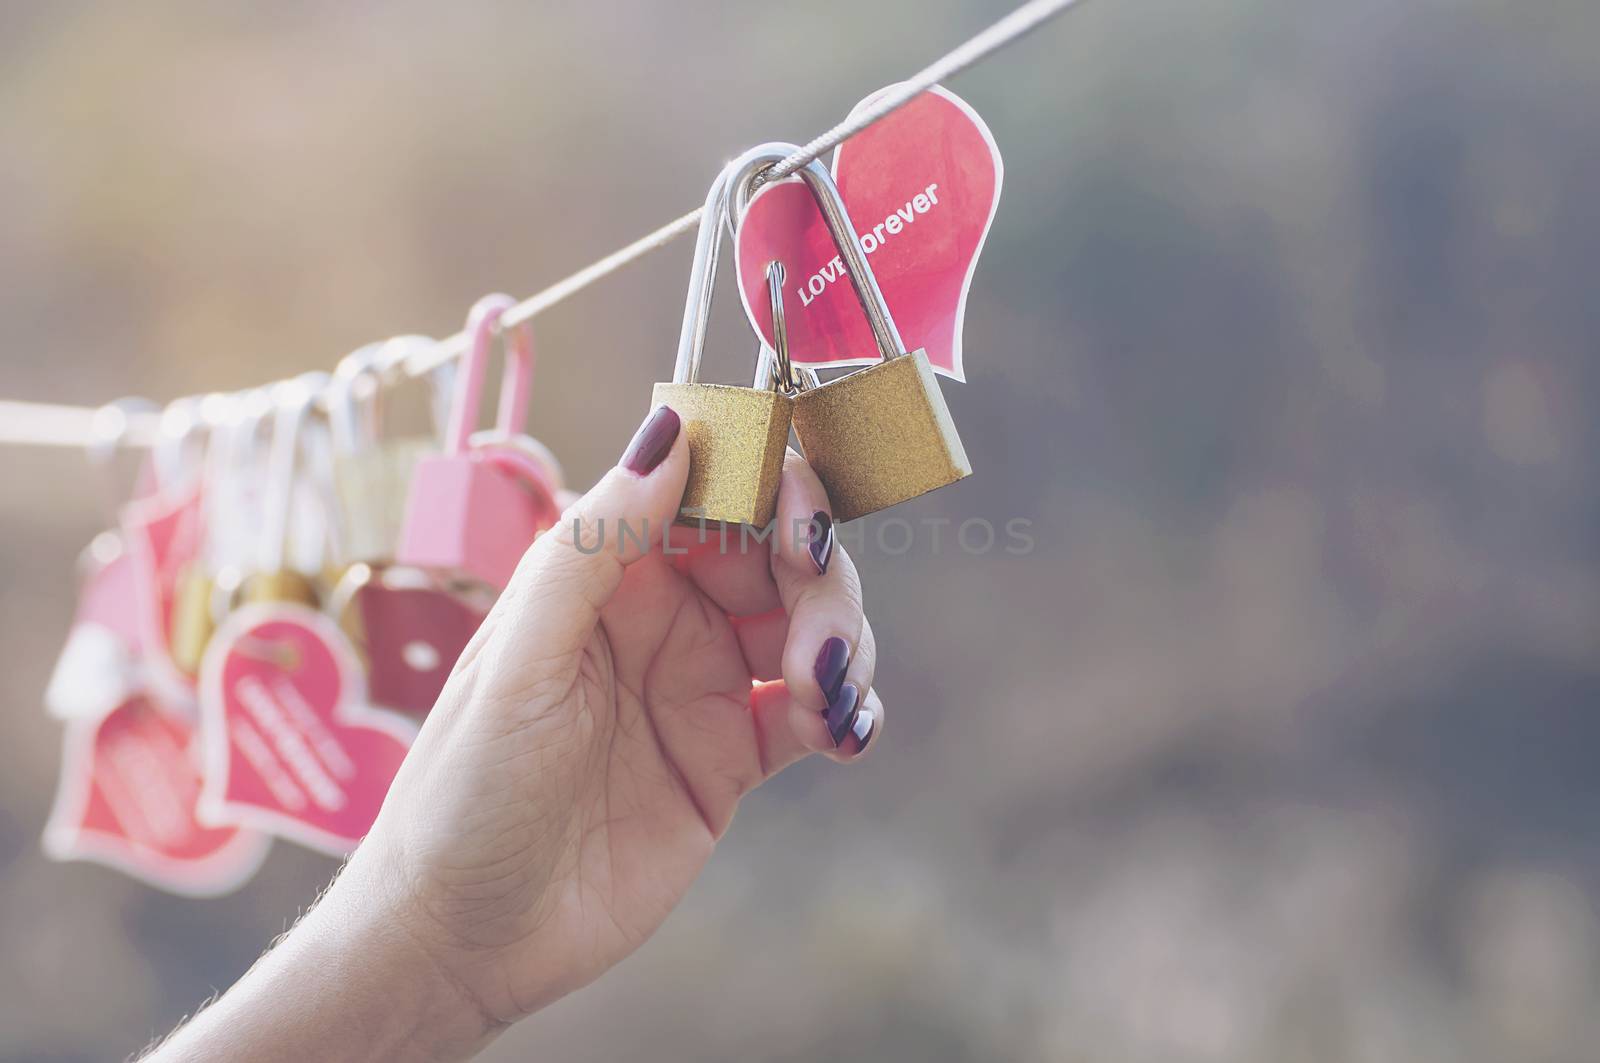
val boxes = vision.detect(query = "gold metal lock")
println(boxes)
[169,559,215,675]
[790,350,970,521]
[649,383,790,526]
[240,567,321,607]
[727,144,973,522]
[652,159,791,527]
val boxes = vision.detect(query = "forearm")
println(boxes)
[144,851,499,1063]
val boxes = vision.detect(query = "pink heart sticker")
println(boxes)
[42,693,270,897]
[197,603,417,856]
[735,85,1002,382]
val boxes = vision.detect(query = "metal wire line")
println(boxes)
[0,0,1090,449]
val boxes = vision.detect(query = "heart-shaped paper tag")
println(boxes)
[46,538,147,721]
[197,602,417,856]
[42,693,270,897]
[735,85,1002,381]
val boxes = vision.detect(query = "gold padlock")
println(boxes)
[169,559,215,675]
[728,144,972,522]
[651,160,791,527]
[791,350,969,521]
[239,567,320,606]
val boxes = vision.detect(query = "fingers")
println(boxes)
[750,680,883,776]
[679,532,782,618]
[487,404,688,663]
[731,608,786,682]
[837,686,883,759]
[771,448,837,580]
[730,606,879,693]
[769,450,874,747]
[817,617,876,750]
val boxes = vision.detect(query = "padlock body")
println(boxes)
[396,450,545,590]
[169,561,215,676]
[333,437,432,564]
[335,570,486,716]
[651,382,791,527]
[240,568,320,607]
[791,349,971,522]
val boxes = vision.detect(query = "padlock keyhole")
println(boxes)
[401,639,441,673]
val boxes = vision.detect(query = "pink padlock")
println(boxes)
[396,294,561,590]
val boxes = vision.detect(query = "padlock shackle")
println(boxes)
[332,334,458,452]
[749,261,821,396]
[446,294,534,456]
[379,334,456,441]
[86,395,159,524]
[672,165,737,386]
[152,395,209,494]
[329,342,387,455]
[725,142,907,365]
[723,170,820,397]
[257,373,329,576]
[201,389,272,572]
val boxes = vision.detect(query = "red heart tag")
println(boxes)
[123,481,207,711]
[735,85,1002,382]
[197,603,416,856]
[43,693,270,897]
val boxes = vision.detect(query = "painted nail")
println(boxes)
[842,704,877,757]
[813,636,850,705]
[823,682,861,747]
[808,510,834,575]
[620,405,680,476]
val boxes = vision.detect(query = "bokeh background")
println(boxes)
[4,1,1599,1060]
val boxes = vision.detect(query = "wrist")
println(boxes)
[302,846,507,1061]
[349,826,573,1026]
[149,847,502,1063]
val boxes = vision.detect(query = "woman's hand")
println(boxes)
[149,404,880,1062]
[361,402,881,1019]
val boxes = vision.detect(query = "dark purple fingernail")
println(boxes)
[813,636,849,704]
[842,704,877,757]
[823,682,861,747]
[620,405,680,476]
[808,511,834,575]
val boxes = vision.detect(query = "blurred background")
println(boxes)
[3,0,1599,1059]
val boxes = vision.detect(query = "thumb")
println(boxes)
[489,404,687,661]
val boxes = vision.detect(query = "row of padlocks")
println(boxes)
[41,140,979,892]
